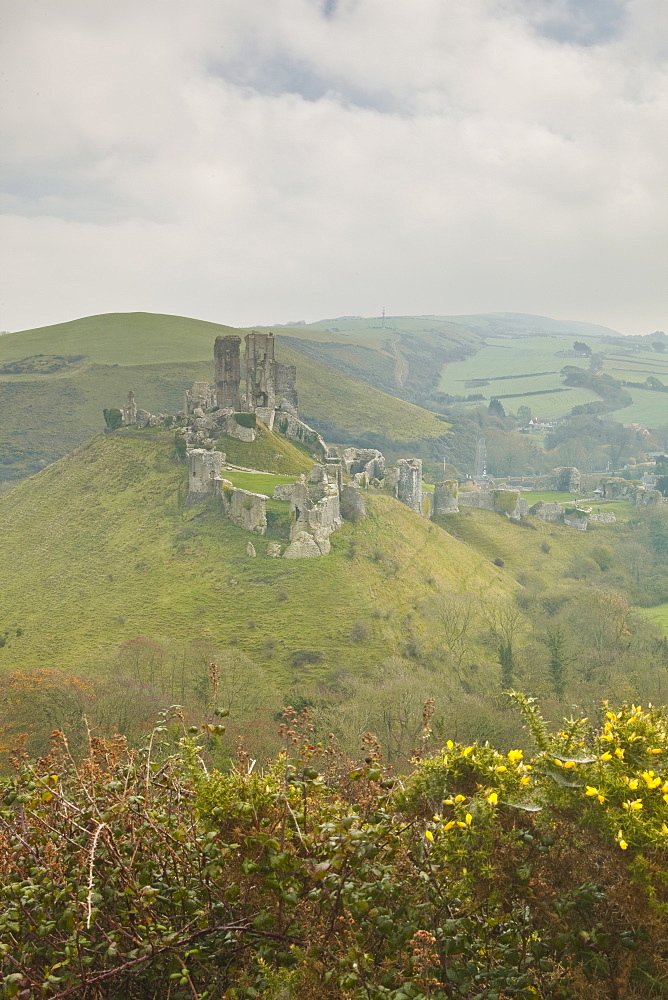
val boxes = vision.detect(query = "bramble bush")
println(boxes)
[3,696,668,997]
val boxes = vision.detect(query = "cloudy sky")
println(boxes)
[1,0,666,335]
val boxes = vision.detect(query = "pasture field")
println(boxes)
[643,602,668,636]
[450,386,602,418]
[610,387,668,427]
[438,332,668,426]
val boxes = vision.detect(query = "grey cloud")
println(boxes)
[0,0,666,336]
[524,0,628,46]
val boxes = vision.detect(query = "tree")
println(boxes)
[544,626,571,699]
[573,341,592,355]
[488,397,505,418]
[103,407,122,430]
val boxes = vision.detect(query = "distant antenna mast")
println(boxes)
[381,306,385,329]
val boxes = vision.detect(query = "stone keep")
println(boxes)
[188,449,223,500]
[214,335,241,410]
[245,332,276,418]
[396,458,423,513]
[431,481,459,516]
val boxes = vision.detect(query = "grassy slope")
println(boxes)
[434,505,625,586]
[0,433,512,680]
[0,313,447,481]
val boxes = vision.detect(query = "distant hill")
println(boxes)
[0,312,448,483]
[443,312,622,339]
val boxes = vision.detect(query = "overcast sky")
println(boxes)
[1,0,666,335]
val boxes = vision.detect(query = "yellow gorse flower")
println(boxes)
[425,830,434,842]
[622,799,643,811]
[507,750,523,763]
[486,791,499,805]
[600,752,613,761]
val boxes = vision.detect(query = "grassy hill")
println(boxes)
[3,428,668,761]
[0,432,513,681]
[0,312,448,483]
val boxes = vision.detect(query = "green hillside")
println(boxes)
[0,432,511,680]
[0,312,448,482]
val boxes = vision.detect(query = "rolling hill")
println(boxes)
[0,430,513,679]
[0,312,449,483]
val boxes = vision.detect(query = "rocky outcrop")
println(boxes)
[283,531,323,559]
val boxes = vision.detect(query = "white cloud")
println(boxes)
[0,0,666,334]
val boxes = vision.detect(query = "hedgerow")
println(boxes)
[2,697,668,997]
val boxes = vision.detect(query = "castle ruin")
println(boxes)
[214,336,241,411]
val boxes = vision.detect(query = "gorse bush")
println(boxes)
[4,698,668,997]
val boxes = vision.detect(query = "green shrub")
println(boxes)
[290,649,323,666]
[233,412,257,429]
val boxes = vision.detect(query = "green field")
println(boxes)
[438,332,668,426]
[438,334,602,418]
[643,602,668,636]
[606,387,668,427]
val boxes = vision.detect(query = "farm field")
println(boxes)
[438,332,668,426]
[451,386,602,418]
[610,387,668,426]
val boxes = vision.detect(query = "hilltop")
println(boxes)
[0,431,511,677]
[0,312,449,483]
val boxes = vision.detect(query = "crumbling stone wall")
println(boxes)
[341,448,385,481]
[214,336,241,410]
[340,484,366,520]
[431,481,459,516]
[564,514,588,531]
[396,458,423,513]
[187,449,223,502]
[637,488,663,507]
[551,467,582,493]
[275,412,328,458]
[223,486,268,535]
[275,362,298,414]
[185,382,214,415]
[529,501,564,522]
[589,511,617,523]
[458,489,528,520]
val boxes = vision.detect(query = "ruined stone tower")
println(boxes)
[214,336,241,410]
[396,458,423,514]
[245,332,276,420]
[431,480,459,516]
[122,391,137,425]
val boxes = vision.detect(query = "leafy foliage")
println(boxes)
[4,701,668,997]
